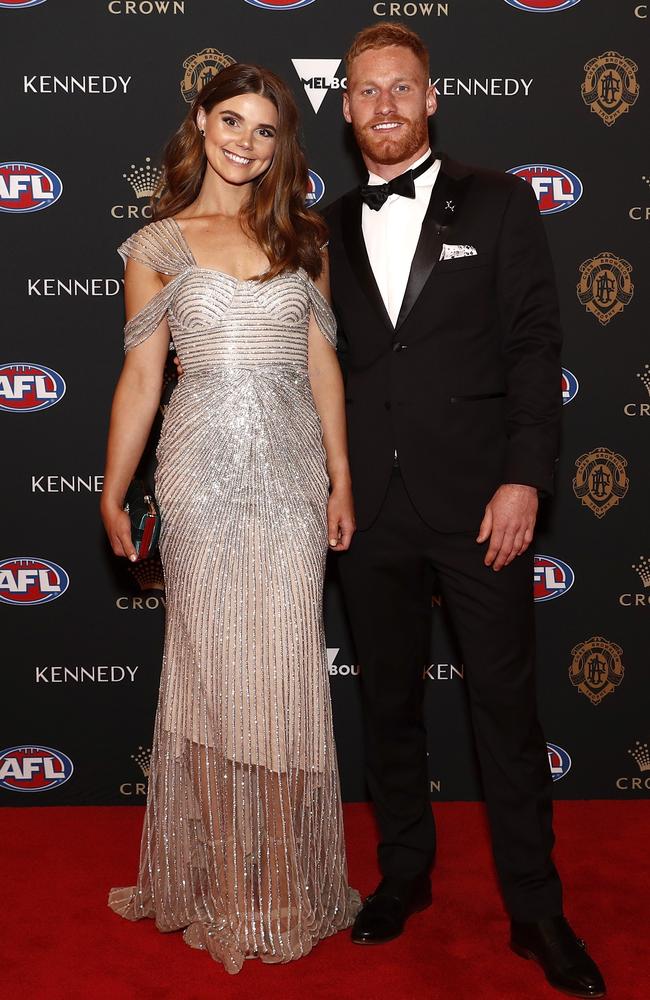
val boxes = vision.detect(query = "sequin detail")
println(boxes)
[108,219,360,973]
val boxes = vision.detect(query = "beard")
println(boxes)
[352,113,429,166]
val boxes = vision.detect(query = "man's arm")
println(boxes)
[497,177,563,494]
[477,178,562,571]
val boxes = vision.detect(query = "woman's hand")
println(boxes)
[173,355,185,378]
[101,500,138,562]
[327,483,356,552]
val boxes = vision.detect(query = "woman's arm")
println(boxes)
[101,258,171,560]
[307,253,355,551]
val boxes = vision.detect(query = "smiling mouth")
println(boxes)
[223,149,254,166]
[371,122,403,132]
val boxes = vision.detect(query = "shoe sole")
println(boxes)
[351,898,432,946]
[510,942,606,998]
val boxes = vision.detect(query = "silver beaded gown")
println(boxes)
[108,219,360,974]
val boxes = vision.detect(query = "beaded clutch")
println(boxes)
[123,479,161,560]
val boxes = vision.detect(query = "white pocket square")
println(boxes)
[440,244,478,260]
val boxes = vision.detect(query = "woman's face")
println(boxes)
[197,93,278,186]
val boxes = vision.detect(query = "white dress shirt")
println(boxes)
[362,149,441,327]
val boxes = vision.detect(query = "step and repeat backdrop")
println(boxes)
[1,0,648,806]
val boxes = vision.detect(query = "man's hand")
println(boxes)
[173,355,185,378]
[477,484,538,571]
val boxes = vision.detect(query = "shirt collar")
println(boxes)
[367,148,435,188]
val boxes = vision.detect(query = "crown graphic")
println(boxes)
[123,157,162,199]
[632,556,650,588]
[636,364,650,398]
[131,745,151,778]
[127,552,165,592]
[628,741,650,772]
[643,175,650,189]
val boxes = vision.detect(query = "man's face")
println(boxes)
[343,45,437,167]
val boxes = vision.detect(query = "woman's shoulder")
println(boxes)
[117,217,193,275]
[118,217,169,250]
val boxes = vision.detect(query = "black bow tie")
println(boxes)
[360,152,435,211]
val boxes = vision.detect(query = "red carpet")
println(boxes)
[3,801,648,1000]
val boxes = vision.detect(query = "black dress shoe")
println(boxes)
[511,915,606,998]
[351,876,432,945]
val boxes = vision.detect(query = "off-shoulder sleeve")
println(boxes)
[122,285,174,353]
[306,277,337,348]
[117,220,190,352]
[117,218,194,275]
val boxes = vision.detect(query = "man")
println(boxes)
[325,23,605,998]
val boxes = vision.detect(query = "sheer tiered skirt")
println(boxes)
[109,738,360,973]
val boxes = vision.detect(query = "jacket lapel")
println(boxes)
[395,156,474,331]
[340,189,394,336]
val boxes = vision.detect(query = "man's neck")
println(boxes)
[363,143,431,182]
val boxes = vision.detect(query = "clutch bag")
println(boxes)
[123,479,161,560]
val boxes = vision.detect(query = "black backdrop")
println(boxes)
[1,0,648,807]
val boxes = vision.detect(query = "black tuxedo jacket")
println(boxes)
[323,154,563,533]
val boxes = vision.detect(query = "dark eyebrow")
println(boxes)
[219,108,276,131]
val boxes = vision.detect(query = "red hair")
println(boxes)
[346,23,429,82]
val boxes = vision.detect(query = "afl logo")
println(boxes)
[0,162,62,213]
[562,368,579,405]
[508,164,583,215]
[0,557,70,606]
[0,363,66,412]
[0,746,73,792]
[504,0,581,11]
[534,555,575,603]
[244,0,316,8]
[547,743,572,782]
[306,169,325,207]
[0,0,48,6]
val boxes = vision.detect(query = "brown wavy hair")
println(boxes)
[152,63,327,281]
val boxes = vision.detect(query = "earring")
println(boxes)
[199,128,205,137]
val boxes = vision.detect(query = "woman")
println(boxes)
[101,63,360,974]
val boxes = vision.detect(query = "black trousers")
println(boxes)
[338,468,563,922]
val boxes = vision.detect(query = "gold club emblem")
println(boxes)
[582,52,639,127]
[181,47,236,104]
[569,637,624,705]
[577,252,634,325]
[573,447,629,518]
